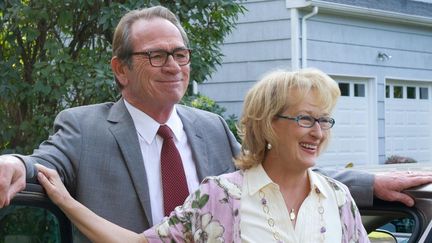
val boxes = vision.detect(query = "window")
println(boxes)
[386,85,390,98]
[354,83,366,97]
[393,86,403,99]
[420,87,429,100]
[407,87,416,99]
[0,205,61,243]
[362,206,422,243]
[338,83,350,96]
[0,184,72,243]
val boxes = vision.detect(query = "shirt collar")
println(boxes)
[245,163,276,196]
[124,100,183,144]
[308,168,328,199]
[245,164,328,199]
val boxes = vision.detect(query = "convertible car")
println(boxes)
[0,164,431,243]
[358,163,432,243]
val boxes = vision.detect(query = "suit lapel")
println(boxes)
[177,106,210,181]
[107,99,153,225]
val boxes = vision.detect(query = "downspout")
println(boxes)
[301,6,318,68]
[290,8,300,71]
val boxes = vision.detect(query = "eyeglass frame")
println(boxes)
[276,114,335,130]
[129,47,192,67]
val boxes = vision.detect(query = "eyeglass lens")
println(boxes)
[298,115,334,129]
[149,49,190,67]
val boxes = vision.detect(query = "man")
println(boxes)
[0,5,431,242]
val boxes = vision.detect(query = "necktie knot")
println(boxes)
[158,125,173,140]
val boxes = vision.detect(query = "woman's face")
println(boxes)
[271,90,330,171]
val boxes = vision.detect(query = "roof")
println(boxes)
[321,0,432,18]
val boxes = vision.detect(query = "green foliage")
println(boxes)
[0,0,245,153]
[181,94,240,142]
[225,114,240,142]
[181,94,226,115]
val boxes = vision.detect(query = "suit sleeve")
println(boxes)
[315,168,375,207]
[217,115,241,158]
[16,109,80,193]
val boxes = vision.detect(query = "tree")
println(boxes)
[0,0,245,153]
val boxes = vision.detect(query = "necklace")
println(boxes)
[259,187,326,243]
[289,208,296,221]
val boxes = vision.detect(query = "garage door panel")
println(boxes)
[417,138,431,150]
[318,80,370,167]
[406,138,419,150]
[332,128,367,137]
[391,139,405,150]
[319,153,367,165]
[385,82,432,163]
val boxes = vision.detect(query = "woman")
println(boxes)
[36,68,369,242]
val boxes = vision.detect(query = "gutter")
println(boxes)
[311,0,432,27]
[290,9,301,70]
[286,0,432,70]
[301,6,318,68]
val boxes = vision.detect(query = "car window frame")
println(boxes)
[1,183,72,243]
[360,199,424,243]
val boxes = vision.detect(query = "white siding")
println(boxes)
[198,0,432,165]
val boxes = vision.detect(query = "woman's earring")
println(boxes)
[267,143,272,150]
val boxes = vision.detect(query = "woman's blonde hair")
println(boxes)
[234,68,341,170]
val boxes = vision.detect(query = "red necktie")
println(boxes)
[158,125,189,216]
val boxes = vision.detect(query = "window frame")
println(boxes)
[0,183,72,243]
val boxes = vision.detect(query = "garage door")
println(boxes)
[318,80,371,167]
[385,81,432,163]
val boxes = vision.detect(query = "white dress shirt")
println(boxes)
[124,100,199,225]
[240,164,342,243]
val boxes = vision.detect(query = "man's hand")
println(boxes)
[0,155,26,207]
[374,171,432,207]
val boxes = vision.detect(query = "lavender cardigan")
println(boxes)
[144,170,369,243]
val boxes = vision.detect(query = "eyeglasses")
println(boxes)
[277,114,335,130]
[130,48,191,67]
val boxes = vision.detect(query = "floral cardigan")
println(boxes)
[144,170,370,243]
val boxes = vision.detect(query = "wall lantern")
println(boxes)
[377,51,392,61]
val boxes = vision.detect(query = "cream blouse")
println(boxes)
[240,164,342,243]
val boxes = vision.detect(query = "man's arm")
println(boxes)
[315,168,374,207]
[317,168,432,207]
[0,108,83,208]
[373,171,432,207]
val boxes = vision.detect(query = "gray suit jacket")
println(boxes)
[19,99,239,242]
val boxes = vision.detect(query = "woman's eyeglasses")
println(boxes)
[277,114,335,130]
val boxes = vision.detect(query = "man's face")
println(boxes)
[121,18,190,111]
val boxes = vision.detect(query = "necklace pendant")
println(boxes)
[320,226,326,233]
[289,209,296,221]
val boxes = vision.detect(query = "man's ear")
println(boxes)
[111,56,129,87]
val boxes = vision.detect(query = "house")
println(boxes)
[198,0,432,167]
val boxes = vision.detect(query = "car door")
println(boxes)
[0,183,72,243]
[361,200,424,243]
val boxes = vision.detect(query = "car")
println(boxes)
[0,183,72,243]
[0,164,431,243]
[354,163,432,243]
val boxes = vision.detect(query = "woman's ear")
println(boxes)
[111,56,129,87]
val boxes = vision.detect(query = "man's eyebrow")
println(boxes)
[145,47,188,52]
